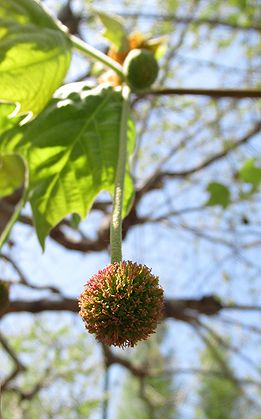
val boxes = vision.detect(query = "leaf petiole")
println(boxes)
[0,170,29,252]
[70,34,125,79]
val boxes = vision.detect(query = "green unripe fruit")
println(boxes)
[0,280,9,315]
[123,48,159,91]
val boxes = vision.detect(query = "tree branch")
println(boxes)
[0,254,61,295]
[138,120,261,197]
[117,12,261,32]
[6,368,50,401]
[136,87,261,101]
[0,332,26,391]
[2,295,224,320]
[102,345,147,378]
[4,295,261,318]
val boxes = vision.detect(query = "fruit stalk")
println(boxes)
[110,85,130,263]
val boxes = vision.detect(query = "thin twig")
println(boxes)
[137,87,261,101]
[117,12,261,32]
[0,254,61,295]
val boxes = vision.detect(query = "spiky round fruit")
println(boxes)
[79,261,164,348]
[0,281,9,315]
[123,49,159,91]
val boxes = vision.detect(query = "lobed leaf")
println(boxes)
[0,0,71,116]
[0,84,135,249]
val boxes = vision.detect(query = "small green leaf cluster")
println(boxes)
[206,182,230,209]
[239,158,261,190]
[79,261,164,348]
[205,158,261,209]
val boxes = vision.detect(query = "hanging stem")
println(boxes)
[65,33,130,263]
[110,85,131,264]
[0,170,29,251]
[70,35,124,80]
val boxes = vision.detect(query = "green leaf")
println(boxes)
[0,154,25,197]
[0,103,23,135]
[96,11,129,52]
[206,182,230,208]
[0,84,135,249]
[0,0,71,116]
[145,36,169,60]
[239,158,261,189]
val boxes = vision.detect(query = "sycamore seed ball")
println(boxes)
[123,48,159,91]
[79,261,164,348]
